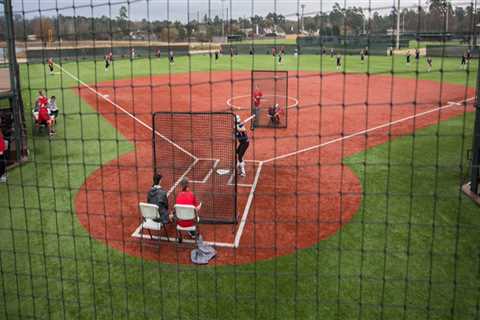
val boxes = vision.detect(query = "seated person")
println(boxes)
[146,173,169,224]
[48,96,59,125]
[175,177,201,237]
[35,90,48,112]
[268,103,281,125]
[35,103,55,135]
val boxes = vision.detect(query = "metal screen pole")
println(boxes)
[469,50,480,194]
[4,0,27,162]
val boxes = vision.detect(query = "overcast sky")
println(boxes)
[11,0,459,22]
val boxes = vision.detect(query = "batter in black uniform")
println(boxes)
[360,49,365,63]
[336,54,342,71]
[235,115,249,177]
[406,51,411,65]
[415,48,420,61]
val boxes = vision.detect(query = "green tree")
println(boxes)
[117,6,129,36]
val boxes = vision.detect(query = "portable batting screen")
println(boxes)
[152,112,237,224]
[251,70,288,129]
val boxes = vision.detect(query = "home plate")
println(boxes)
[102,94,110,99]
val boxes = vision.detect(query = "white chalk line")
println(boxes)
[234,161,264,248]
[227,94,299,110]
[61,63,473,249]
[59,64,263,248]
[189,158,220,184]
[56,63,196,160]
[263,97,475,164]
[166,159,199,196]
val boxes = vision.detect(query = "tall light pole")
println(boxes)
[221,0,225,37]
[300,4,306,33]
[444,1,449,33]
[396,0,401,49]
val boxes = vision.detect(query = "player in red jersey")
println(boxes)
[253,85,263,107]
[34,100,55,136]
[47,57,54,74]
[252,85,263,127]
[35,90,48,110]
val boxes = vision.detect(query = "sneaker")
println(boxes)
[0,175,7,183]
[240,171,246,177]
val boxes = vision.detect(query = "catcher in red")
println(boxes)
[268,103,281,126]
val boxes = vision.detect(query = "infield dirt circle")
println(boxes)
[74,71,474,265]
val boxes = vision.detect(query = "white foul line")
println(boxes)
[234,161,264,248]
[167,159,199,197]
[56,63,196,160]
[263,97,475,164]
[60,63,474,249]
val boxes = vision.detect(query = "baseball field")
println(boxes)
[0,53,479,319]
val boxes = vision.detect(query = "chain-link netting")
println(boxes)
[1,0,480,319]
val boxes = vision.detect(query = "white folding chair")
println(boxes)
[174,204,200,243]
[138,202,169,240]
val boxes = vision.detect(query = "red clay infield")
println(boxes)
[74,71,474,265]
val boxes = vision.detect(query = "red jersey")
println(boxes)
[38,96,48,107]
[0,131,5,154]
[38,106,50,122]
[175,191,199,227]
[253,90,263,107]
[108,52,113,61]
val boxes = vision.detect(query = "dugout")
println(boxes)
[426,45,479,58]
[24,44,191,63]
[0,1,28,167]
[297,35,409,54]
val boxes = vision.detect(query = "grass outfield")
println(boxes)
[0,55,479,319]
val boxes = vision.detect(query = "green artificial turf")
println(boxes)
[0,54,478,319]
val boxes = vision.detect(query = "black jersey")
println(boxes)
[236,123,248,142]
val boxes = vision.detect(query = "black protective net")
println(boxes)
[153,112,237,224]
[251,70,289,128]
[2,0,480,319]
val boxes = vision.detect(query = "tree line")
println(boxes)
[1,1,477,43]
